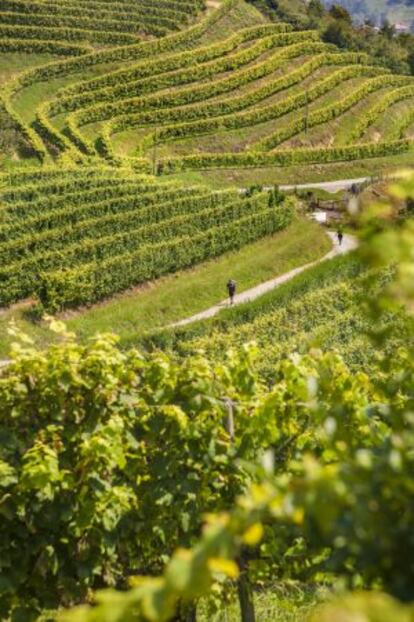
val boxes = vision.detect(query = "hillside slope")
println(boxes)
[1,0,413,181]
[0,166,294,310]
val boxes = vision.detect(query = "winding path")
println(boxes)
[0,232,357,368]
[170,232,358,328]
[279,177,369,194]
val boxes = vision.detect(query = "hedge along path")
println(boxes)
[2,0,235,160]
[170,232,358,328]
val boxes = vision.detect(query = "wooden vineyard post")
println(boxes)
[186,604,197,622]
[237,553,256,622]
[224,397,235,440]
[171,602,197,621]
[224,398,256,622]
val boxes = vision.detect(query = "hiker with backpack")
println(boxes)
[227,279,236,305]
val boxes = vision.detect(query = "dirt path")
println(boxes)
[169,232,358,328]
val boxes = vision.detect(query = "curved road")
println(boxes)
[170,232,357,328]
[239,177,371,196]
[279,177,370,194]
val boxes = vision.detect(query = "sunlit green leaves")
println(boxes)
[0,460,17,488]
[20,442,61,501]
[2,174,414,621]
[310,592,414,622]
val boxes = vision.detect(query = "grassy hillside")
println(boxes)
[0,0,413,180]
[0,4,413,621]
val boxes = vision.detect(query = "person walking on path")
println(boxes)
[337,228,344,246]
[227,279,236,305]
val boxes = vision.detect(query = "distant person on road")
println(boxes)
[337,228,344,246]
[227,279,236,305]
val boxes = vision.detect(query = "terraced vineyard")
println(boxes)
[0,4,413,621]
[0,166,293,310]
[1,0,413,178]
[0,0,204,51]
[0,0,412,317]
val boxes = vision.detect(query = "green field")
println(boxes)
[0,0,412,333]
